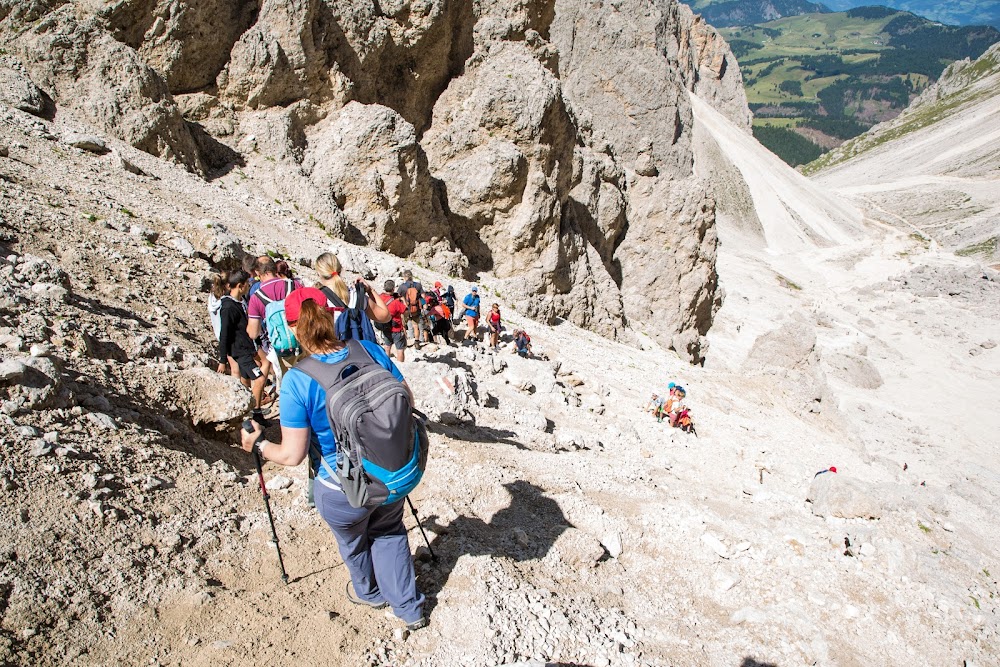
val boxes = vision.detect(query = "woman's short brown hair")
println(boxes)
[294,299,340,353]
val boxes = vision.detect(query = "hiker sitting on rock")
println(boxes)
[240,287,427,632]
[217,270,267,424]
[667,386,695,433]
[512,329,532,357]
[644,392,667,421]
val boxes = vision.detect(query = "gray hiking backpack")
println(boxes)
[296,340,428,509]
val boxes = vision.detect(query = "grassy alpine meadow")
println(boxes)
[719,8,1000,166]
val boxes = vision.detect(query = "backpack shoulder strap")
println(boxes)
[295,341,376,386]
[294,355,341,391]
[321,285,347,309]
[255,289,272,306]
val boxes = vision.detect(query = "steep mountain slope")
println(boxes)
[0,0,748,363]
[810,43,1000,264]
[691,92,863,252]
[4,88,1000,667]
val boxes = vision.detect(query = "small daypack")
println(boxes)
[405,285,421,317]
[321,286,378,343]
[255,280,298,355]
[297,341,429,509]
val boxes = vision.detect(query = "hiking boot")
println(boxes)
[345,581,387,610]
[406,616,428,631]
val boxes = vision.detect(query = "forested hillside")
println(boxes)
[718,9,999,165]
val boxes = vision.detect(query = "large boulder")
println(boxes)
[172,367,252,425]
[807,472,882,520]
[743,318,833,414]
[402,359,478,423]
[0,57,47,116]
[188,222,247,270]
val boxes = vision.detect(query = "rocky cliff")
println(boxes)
[0,0,749,361]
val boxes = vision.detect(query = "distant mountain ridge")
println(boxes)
[824,0,1000,29]
[685,0,832,27]
[688,0,1000,28]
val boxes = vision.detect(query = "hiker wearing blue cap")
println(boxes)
[463,286,481,342]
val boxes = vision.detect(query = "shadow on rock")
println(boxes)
[431,421,528,451]
[741,658,778,667]
[415,480,571,615]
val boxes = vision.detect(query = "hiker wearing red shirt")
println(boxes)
[487,303,502,349]
[379,280,408,362]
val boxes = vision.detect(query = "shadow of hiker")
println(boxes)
[414,480,572,616]
[741,658,778,667]
[430,421,528,450]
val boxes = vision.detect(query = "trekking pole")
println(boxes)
[243,420,289,584]
[405,496,436,561]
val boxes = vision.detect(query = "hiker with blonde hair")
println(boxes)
[314,252,390,340]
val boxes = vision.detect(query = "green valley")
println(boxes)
[717,8,999,165]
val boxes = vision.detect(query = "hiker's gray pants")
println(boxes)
[314,482,425,623]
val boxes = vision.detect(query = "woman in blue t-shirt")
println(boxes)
[240,287,426,631]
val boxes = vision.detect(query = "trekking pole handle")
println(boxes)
[242,419,265,444]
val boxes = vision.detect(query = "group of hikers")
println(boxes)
[207,253,542,633]
[209,256,539,424]
[644,383,696,435]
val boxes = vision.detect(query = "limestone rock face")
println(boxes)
[673,4,752,131]
[422,42,575,302]
[302,102,466,276]
[0,57,48,116]
[104,0,259,95]
[1,0,751,361]
[7,8,205,172]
